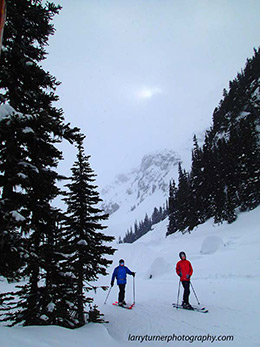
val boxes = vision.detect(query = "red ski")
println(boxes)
[112,301,135,309]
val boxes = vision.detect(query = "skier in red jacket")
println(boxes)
[176,251,193,309]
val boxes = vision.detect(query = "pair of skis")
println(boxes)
[112,301,135,310]
[175,280,208,313]
[172,303,208,313]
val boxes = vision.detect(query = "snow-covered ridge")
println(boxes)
[100,149,182,240]
[101,149,181,217]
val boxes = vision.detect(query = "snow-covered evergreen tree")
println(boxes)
[0,0,79,326]
[0,0,61,115]
[175,163,194,232]
[166,179,178,236]
[61,138,115,327]
[190,135,206,225]
[0,106,29,280]
[234,116,260,211]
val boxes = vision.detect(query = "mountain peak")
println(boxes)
[140,149,180,172]
[100,149,181,219]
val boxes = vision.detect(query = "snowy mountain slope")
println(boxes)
[1,206,259,346]
[101,149,181,213]
[100,149,182,240]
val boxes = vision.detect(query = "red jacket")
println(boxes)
[176,259,193,282]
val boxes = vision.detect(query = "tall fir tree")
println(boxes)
[144,213,152,232]
[0,0,61,115]
[175,163,194,232]
[0,0,79,326]
[166,179,178,236]
[61,138,115,328]
[151,207,160,225]
[0,107,29,280]
[235,116,260,211]
[211,143,227,224]
[216,138,237,223]
[190,135,206,224]
[200,131,215,220]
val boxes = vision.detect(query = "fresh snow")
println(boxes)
[77,239,88,246]
[22,127,34,134]
[18,161,39,174]
[10,211,26,222]
[252,86,260,101]
[1,206,260,346]
[0,104,34,122]
[237,111,251,121]
[47,302,55,313]
[17,173,27,179]
[0,104,17,121]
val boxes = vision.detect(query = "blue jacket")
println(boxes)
[111,265,133,285]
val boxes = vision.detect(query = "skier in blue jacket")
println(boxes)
[111,259,135,305]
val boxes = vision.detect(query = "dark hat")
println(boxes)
[179,251,186,259]
[119,259,124,264]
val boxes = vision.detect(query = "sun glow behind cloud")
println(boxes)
[136,87,162,100]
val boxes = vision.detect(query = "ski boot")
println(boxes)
[182,302,194,310]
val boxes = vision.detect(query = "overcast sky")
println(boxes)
[43,0,260,187]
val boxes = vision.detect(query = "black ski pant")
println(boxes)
[118,284,126,303]
[181,281,190,304]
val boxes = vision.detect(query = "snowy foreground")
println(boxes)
[1,207,260,346]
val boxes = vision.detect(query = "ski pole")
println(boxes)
[133,275,136,304]
[104,286,112,305]
[190,282,200,305]
[176,280,181,309]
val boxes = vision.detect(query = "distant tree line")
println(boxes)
[0,0,115,329]
[167,48,260,236]
[121,204,168,243]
